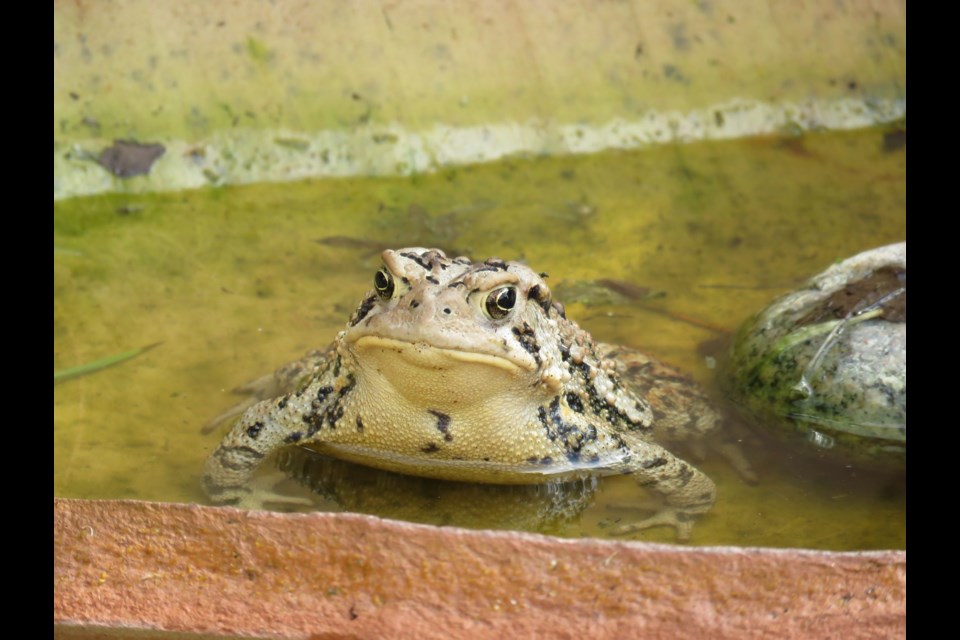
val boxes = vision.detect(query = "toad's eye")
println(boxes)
[484,286,517,319]
[374,268,395,299]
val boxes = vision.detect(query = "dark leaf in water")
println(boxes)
[594,278,653,300]
[98,140,166,178]
[882,128,906,153]
[796,266,906,326]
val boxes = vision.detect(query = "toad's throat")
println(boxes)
[350,335,535,373]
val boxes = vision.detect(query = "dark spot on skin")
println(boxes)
[676,464,694,486]
[400,251,432,270]
[284,431,303,443]
[333,356,342,377]
[337,375,356,397]
[215,445,265,470]
[401,276,410,285]
[303,411,324,436]
[356,416,364,433]
[641,456,668,469]
[428,409,453,441]
[425,275,440,284]
[484,258,508,270]
[578,364,651,433]
[276,397,288,410]
[421,443,440,453]
[244,422,264,439]
[540,456,553,465]
[539,396,597,456]
[410,300,419,308]
[565,392,584,413]
[537,407,553,438]
[512,323,542,366]
[326,405,344,428]
[317,385,334,403]
[443,308,452,314]
[349,294,378,326]
[527,456,539,464]
[528,284,552,314]
[447,281,466,288]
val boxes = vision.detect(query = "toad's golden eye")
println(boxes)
[484,286,517,319]
[374,268,395,299]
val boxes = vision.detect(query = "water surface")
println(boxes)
[54,126,906,549]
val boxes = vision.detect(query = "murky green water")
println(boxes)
[54,126,905,550]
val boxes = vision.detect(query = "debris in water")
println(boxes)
[97,140,166,177]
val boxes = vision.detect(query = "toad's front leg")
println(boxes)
[611,441,717,541]
[202,400,303,506]
[202,371,354,505]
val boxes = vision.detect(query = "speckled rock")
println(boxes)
[54,498,905,639]
[725,243,906,470]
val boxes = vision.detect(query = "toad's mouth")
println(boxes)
[347,335,538,407]
[350,335,537,373]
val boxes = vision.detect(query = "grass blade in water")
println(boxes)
[54,342,162,383]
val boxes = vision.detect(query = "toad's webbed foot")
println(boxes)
[204,469,313,510]
[614,440,717,541]
[608,505,705,541]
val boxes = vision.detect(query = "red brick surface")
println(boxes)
[54,498,905,639]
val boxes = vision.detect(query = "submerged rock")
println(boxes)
[725,243,906,470]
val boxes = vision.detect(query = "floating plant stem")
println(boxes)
[54,342,162,383]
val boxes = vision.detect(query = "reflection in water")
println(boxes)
[278,447,600,535]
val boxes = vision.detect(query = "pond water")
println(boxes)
[54,126,905,550]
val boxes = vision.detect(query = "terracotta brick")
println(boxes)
[54,498,905,639]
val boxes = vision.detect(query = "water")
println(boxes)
[53,126,906,549]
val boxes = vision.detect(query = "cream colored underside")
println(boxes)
[308,443,628,485]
